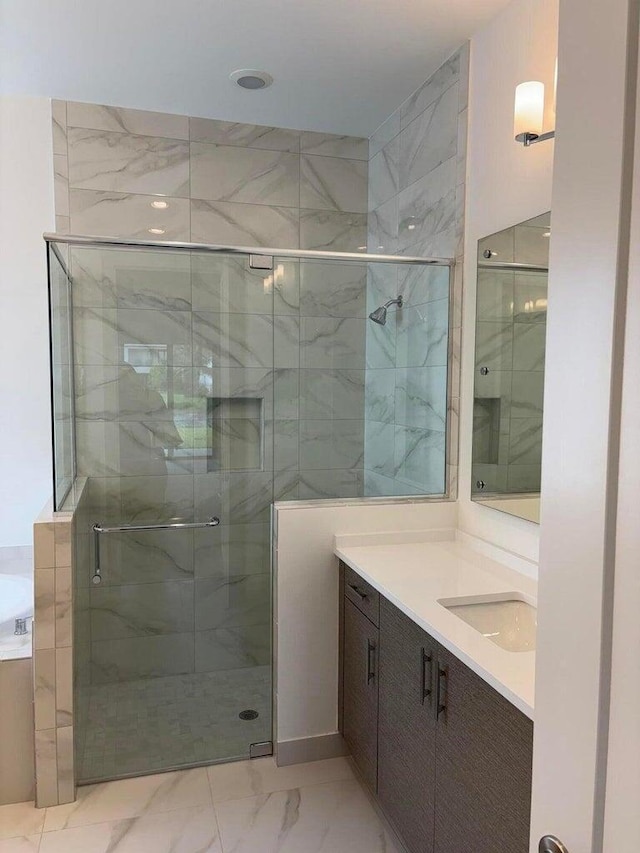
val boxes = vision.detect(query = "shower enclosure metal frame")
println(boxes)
[45,232,457,510]
[44,232,456,786]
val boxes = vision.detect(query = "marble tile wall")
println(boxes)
[32,481,90,808]
[51,99,368,250]
[365,44,468,497]
[49,100,374,786]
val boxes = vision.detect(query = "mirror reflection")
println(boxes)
[472,212,550,524]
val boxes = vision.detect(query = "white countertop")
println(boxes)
[335,531,536,719]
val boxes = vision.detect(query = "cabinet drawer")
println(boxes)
[343,563,380,626]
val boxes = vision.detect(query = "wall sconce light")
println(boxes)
[514,80,556,146]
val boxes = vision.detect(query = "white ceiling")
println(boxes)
[0,0,510,137]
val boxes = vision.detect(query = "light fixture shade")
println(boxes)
[514,81,545,138]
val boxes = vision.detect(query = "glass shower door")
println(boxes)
[72,245,275,782]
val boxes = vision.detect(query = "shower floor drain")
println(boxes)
[239,709,259,721]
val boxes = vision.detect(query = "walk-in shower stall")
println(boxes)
[46,234,452,784]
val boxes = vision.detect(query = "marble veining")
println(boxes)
[190,117,300,152]
[299,209,367,252]
[191,199,300,249]
[215,778,399,853]
[69,190,190,241]
[367,197,398,254]
[299,262,366,318]
[398,84,458,192]
[191,143,299,207]
[67,103,190,140]
[300,317,366,369]
[300,155,368,213]
[68,129,190,196]
[368,137,399,211]
[400,50,461,129]
[299,131,368,160]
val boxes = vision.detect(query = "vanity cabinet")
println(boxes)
[433,645,533,853]
[342,596,379,792]
[378,596,438,853]
[339,562,533,853]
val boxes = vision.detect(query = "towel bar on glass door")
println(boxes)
[91,517,220,584]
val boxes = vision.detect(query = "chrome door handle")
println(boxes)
[539,836,569,853]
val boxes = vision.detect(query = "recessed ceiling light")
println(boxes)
[543,230,551,237]
[229,69,274,90]
[151,200,169,209]
[148,227,165,235]
[357,245,367,252]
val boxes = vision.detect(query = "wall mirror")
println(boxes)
[471,212,550,524]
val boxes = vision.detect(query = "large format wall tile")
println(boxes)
[299,261,366,318]
[368,137,399,211]
[67,103,190,139]
[90,580,195,640]
[191,143,299,207]
[70,246,192,310]
[300,317,366,369]
[396,298,449,368]
[365,369,395,423]
[395,366,448,430]
[367,197,398,254]
[73,307,192,367]
[194,472,274,525]
[195,624,270,672]
[98,528,194,585]
[192,312,273,368]
[299,132,368,160]
[190,117,300,151]
[300,155,368,213]
[194,522,270,579]
[194,574,270,631]
[191,254,298,315]
[300,209,367,252]
[299,369,365,420]
[299,420,365,470]
[400,51,460,129]
[394,425,446,493]
[369,109,401,158]
[298,469,364,500]
[398,158,457,256]
[68,129,190,195]
[191,199,299,248]
[70,190,190,241]
[398,84,458,191]
[364,421,396,478]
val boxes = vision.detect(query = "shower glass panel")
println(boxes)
[46,236,451,784]
[48,244,76,508]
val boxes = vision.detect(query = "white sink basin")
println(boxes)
[438,593,537,652]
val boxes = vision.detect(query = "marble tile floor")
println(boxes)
[75,666,271,783]
[0,757,403,852]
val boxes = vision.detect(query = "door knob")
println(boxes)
[539,836,569,853]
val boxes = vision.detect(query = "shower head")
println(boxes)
[368,295,403,326]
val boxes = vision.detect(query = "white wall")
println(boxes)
[274,500,457,747]
[458,0,559,563]
[0,96,55,546]
[529,0,637,843]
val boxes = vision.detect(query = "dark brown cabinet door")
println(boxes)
[378,597,437,853]
[342,597,379,791]
[433,646,533,853]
